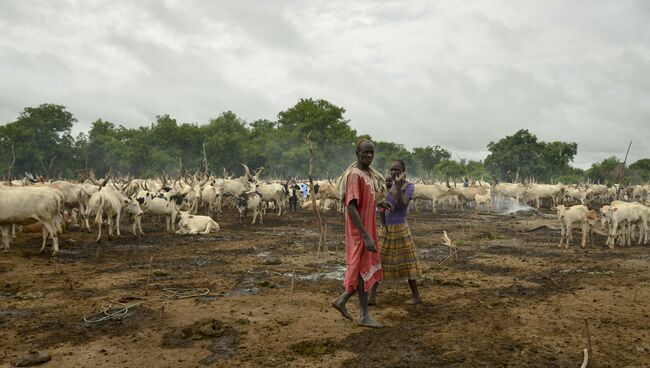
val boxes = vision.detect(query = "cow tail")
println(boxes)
[95,195,105,224]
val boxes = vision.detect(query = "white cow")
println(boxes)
[606,202,649,248]
[412,183,451,213]
[235,191,263,225]
[87,187,143,242]
[0,186,63,255]
[253,182,286,216]
[475,193,493,212]
[133,190,186,233]
[493,183,527,207]
[555,205,597,248]
[175,211,220,234]
[523,184,564,209]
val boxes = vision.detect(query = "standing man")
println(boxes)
[331,140,388,328]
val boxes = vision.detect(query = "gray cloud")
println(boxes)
[1,0,648,168]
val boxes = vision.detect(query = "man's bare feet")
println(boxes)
[331,301,353,321]
[405,297,421,305]
[358,316,384,328]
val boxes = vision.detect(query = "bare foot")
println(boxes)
[405,298,421,305]
[331,301,353,321]
[358,316,383,328]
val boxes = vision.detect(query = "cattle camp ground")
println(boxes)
[1,177,650,367]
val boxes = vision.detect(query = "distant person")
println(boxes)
[370,159,422,305]
[299,183,309,199]
[288,183,300,212]
[331,139,389,328]
[463,178,469,188]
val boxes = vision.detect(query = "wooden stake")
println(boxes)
[289,268,295,303]
[306,131,326,255]
[584,318,595,368]
[6,144,15,186]
[144,256,154,296]
[202,143,209,175]
[473,298,493,309]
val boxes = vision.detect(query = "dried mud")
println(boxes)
[1,208,649,367]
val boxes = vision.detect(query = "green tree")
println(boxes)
[434,159,466,181]
[585,157,621,184]
[630,159,650,182]
[484,129,578,182]
[412,145,451,176]
[373,141,412,174]
[203,111,250,176]
[0,103,80,178]
[275,99,357,177]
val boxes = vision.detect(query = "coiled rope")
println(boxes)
[83,287,210,324]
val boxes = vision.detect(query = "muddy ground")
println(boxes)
[1,207,650,367]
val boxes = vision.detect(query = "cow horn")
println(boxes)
[101,168,113,187]
[120,177,133,192]
[240,163,253,180]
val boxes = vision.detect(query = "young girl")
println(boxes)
[371,159,422,305]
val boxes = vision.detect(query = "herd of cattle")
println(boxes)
[0,164,649,256]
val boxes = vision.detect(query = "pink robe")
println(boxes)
[343,168,382,293]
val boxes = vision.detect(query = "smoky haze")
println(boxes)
[1,1,649,168]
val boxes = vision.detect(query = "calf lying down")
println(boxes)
[175,211,220,235]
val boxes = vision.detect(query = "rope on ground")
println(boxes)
[83,287,210,324]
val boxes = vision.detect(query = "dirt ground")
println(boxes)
[1,206,650,368]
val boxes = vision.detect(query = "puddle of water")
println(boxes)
[0,308,33,317]
[221,287,262,297]
[56,249,80,255]
[196,295,217,303]
[285,266,346,281]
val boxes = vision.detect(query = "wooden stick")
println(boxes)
[202,143,209,175]
[472,298,492,309]
[306,131,326,255]
[584,318,595,368]
[7,144,15,186]
[437,248,459,266]
[289,268,295,303]
[144,256,154,296]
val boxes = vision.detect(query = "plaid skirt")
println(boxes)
[379,223,422,280]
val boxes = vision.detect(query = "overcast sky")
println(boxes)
[1,0,649,168]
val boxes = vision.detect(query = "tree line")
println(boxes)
[0,101,648,184]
